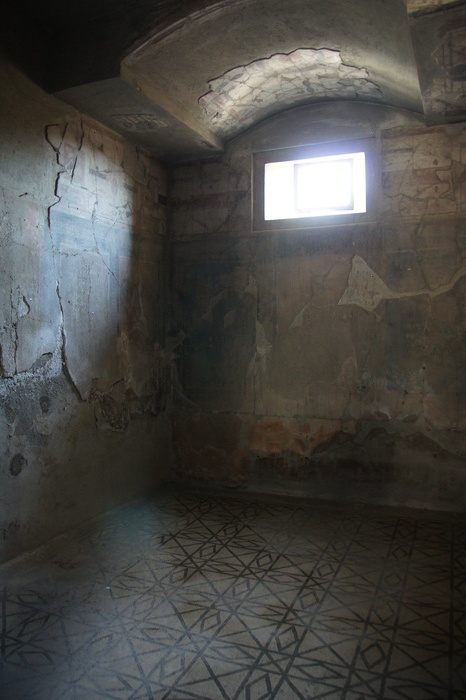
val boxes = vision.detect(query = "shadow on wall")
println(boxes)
[0,56,171,563]
[169,103,466,512]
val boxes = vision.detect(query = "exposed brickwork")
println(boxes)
[199,49,382,137]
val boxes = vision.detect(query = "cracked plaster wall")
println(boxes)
[0,57,171,563]
[170,101,466,511]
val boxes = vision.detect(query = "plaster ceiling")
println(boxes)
[4,0,466,161]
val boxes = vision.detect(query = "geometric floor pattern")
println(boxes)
[1,488,465,699]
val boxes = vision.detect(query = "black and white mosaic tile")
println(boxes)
[1,490,465,699]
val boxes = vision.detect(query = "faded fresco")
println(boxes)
[0,60,170,561]
[170,104,466,510]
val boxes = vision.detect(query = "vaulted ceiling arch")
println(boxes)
[4,0,466,160]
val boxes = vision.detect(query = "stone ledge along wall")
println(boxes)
[0,57,171,563]
[170,102,466,511]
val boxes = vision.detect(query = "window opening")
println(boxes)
[253,138,375,231]
[265,152,366,220]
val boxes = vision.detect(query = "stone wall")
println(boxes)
[170,102,466,511]
[0,57,171,562]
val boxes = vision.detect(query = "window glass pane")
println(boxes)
[295,158,354,211]
[264,151,366,221]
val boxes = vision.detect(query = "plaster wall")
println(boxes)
[170,102,466,511]
[0,57,171,563]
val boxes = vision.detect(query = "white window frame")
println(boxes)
[252,138,377,232]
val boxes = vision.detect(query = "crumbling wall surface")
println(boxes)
[0,57,170,563]
[407,0,460,14]
[170,102,466,511]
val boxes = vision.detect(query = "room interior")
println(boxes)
[1,0,466,697]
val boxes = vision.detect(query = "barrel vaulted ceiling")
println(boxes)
[3,0,466,160]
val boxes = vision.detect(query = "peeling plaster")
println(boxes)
[43,122,87,398]
[244,275,258,298]
[0,115,63,376]
[43,118,167,401]
[45,120,85,227]
[338,256,398,311]
[199,48,383,136]
[169,110,466,510]
[255,321,272,358]
[339,254,466,311]
[0,58,171,562]
[55,279,83,401]
[290,305,310,329]
[407,0,464,15]
[201,289,227,322]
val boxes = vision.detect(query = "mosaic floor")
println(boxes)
[1,489,465,699]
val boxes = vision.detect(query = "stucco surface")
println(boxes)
[2,0,466,563]
[0,59,171,562]
[170,103,466,511]
[6,0,465,159]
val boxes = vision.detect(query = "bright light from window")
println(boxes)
[264,152,366,221]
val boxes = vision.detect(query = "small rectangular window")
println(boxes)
[253,138,376,231]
